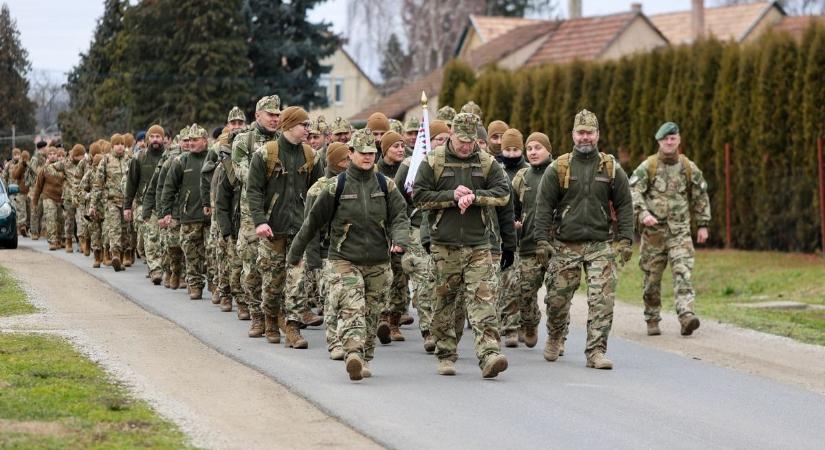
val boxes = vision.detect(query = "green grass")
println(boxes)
[616,247,825,345]
[0,265,37,317]
[0,333,195,449]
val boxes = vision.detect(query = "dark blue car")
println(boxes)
[0,177,19,249]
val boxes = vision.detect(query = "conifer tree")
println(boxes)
[0,4,36,141]
[440,59,476,108]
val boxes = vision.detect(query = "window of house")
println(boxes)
[334,78,344,104]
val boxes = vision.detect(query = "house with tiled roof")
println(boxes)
[307,47,381,123]
[351,7,665,123]
[772,14,825,40]
[649,1,785,44]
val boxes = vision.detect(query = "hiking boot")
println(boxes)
[376,313,391,344]
[237,304,250,320]
[300,310,323,327]
[422,331,435,354]
[103,248,112,266]
[219,296,233,312]
[586,352,613,370]
[163,272,171,288]
[18,225,28,237]
[31,232,39,240]
[504,330,519,348]
[189,287,203,300]
[437,359,456,376]
[400,313,414,326]
[518,328,525,343]
[211,292,221,305]
[123,250,134,267]
[169,273,180,290]
[389,313,405,341]
[265,313,280,344]
[48,241,59,251]
[284,321,308,349]
[361,362,372,378]
[524,327,538,348]
[543,338,563,362]
[82,238,90,256]
[150,271,162,285]
[481,354,508,379]
[647,320,662,336]
[345,353,364,381]
[178,280,187,290]
[679,313,700,336]
[92,249,102,268]
[65,238,73,253]
[111,252,124,272]
[559,341,565,356]
[248,312,264,338]
[329,347,345,361]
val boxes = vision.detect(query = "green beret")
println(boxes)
[655,122,679,140]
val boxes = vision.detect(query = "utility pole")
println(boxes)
[11,124,15,148]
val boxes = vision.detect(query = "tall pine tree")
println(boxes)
[0,3,37,146]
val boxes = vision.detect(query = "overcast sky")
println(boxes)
[4,0,695,82]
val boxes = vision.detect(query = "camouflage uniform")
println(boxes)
[32,161,65,245]
[80,157,103,253]
[533,110,634,363]
[26,150,47,237]
[215,141,247,314]
[412,113,510,373]
[61,157,83,245]
[436,106,457,127]
[124,139,166,277]
[145,134,186,283]
[92,150,131,259]
[630,150,711,324]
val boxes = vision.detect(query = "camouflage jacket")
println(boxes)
[630,153,711,234]
[160,150,208,224]
[288,164,410,266]
[92,152,131,206]
[124,146,165,210]
[232,122,279,239]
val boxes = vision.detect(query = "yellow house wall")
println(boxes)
[308,49,380,121]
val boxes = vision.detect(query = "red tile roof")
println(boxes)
[525,12,641,66]
[772,15,825,40]
[650,2,778,44]
[469,15,546,42]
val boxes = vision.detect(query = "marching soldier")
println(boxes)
[91,134,132,271]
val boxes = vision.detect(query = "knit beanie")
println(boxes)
[526,132,552,154]
[70,144,86,158]
[380,131,404,154]
[147,124,165,137]
[366,112,390,132]
[429,120,450,138]
[326,142,349,167]
[279,106,310,132]
[501,129,524,150]
[487,120,509,137]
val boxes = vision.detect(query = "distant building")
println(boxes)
[307,47,380,123]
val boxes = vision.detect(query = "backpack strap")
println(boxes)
[300,143,315,175]
[264,141,280,178]
[555,153,572,189]
[644,153,693,202]
[511,167,528,202]
[598,153,616,185]
[375,172,389,197]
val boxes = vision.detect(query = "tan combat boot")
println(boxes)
[248,312,264,338]
[48,241,59,251]
[329,346,345,361]
[123,249,134,267]
[189,286,203,300]
[647,320,662,336]
[345,353,364,381]
[524,327,538,348]
[422,331,435,353]
[504,330,519,348]
[82,237,90,256]
[103,248,112,266]
[389,313,405,342]
[264,313,280,344]
[400,313,414,326]
[65,238,73,253]
[31,232,39,240]
[361,362,372,378]
[481,353,508,379]
[376,313,391,345]
[284,321,308,349]
[219,296,233,312]
[679,313,700,336]
[169,273,180,290]
[163,272,171,288]
[518,327,525,343]
[150,270,162,286]
[543,337,563,362]
[300,310,323,327]
[437,359,456,376]
[586,352,613,370]
[92,249,102,268]
[111,251,124,272]
[211,289,221,304]
[237,304,250,320]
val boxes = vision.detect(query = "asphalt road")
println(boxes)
[19,239,825,450]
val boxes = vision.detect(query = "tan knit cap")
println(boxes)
[501,129,523,150]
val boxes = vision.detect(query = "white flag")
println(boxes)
[404,108,431,193]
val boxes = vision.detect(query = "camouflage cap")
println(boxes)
[404,117,421,133]
[655,121,679,140]
[460,101,482,120]
[227,106,246,123]
[255,95,281,114]
[573,109,599,132]
[189,123,208,140]
[331,116,351,134]
[310,115,329,135]
[348,128,376,153]
[179,126,191,140]
[436,106,457,124]
[389,119,404,134]
[452,113,479,143]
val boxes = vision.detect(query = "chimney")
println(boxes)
[692,0,705,41]
[630,3,642,13]
[569,0,582,19]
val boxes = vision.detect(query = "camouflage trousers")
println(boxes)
[327,259,391,362]
[430,244,501,366]
[73,203,86,241]
[516,255,549,329]
[400,228,434,332]
[321,260,341,352]
[383,252,409,315]
[546,240,616,357]
[161,221,184,277]
[205,219,220,290]
[497,256,520,333]
[180,222,207,289]
[218,235,245,306]
[256,235,306,321]
[12,193,28,228]
[237,231,262,312]
[42,198,64,244]
[87,211,103,251]
[142,214,163,274]
[134,205,145,257]
[639,226,695,322]
[62,200,77,242]
[104,203,128,254]
[29,194,43,235]
[304,266,322,310]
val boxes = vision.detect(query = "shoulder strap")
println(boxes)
[333,172,347,216]
[679,154,693,204]
[598,153,616,183]
[512,167,528,199]
[428,148,446,180]
[645,154,658,190]
[246,130,255,161]
[375,172,388,196]
[555,153,572,189]
[477,150,494,178]
[300,143,315,175]
[265,141,280,178]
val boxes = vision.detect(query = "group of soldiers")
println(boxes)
[2,94,711,381]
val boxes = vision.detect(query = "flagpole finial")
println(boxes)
[421,91,428,107]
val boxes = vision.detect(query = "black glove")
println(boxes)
[500,250,515,271]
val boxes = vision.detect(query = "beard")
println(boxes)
[574,143,597,154]
[150,142,163,151]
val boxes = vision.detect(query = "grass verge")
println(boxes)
[617,248,825,346]
[0,333,195,449]
[0,265,37,317]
